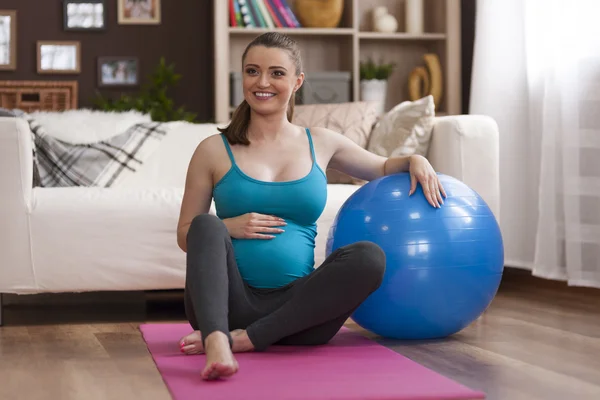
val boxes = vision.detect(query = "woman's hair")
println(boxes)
[218,32,303,145]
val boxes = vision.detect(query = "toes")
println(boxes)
[213,363,237,379]
[201,363,217,380]
[179,331,203,352]
[180,331,202,346]
[202,362,238,380]
[209,368,220,380]
[181,344,203,355]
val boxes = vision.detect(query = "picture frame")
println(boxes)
[97,57,139,88]
[63,0,107,31]
[37,41,81,74]
[0,10,17,71]
[118,0,161,25]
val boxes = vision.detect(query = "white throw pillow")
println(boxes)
[26,109,152,144]
[366,95,435,157]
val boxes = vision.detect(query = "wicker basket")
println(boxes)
[0,80,78,112]
[294,0,344,28]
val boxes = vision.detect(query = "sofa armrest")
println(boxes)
[0,117,36,292]
[427,115,500,220]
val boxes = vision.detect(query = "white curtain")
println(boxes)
[470,0,600,288]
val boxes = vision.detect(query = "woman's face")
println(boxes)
[242,46,304,116]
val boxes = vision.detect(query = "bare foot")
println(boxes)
[179,331,204,355]
[202,332,239,380]
[180,329,254,355]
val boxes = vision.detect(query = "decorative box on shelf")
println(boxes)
[298,71,351,105]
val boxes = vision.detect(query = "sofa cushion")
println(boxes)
[366,95,435,158]
[292,101,380,185]
[28,186,188,292]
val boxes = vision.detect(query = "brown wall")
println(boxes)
[461,0,476,114]
[0,0,214,121]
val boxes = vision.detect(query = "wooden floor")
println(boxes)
[1,268,599,400]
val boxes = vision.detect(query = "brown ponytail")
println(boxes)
[218,32,302,146]
[287,91,295,122]
[220,100,252,145]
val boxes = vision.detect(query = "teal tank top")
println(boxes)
[213,128,328,289]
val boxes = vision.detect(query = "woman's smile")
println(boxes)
[254,91,276,101]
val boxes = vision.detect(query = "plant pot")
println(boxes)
[360,79,387,114]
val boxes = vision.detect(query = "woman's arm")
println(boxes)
[176,138,217,252]
[318,127,446,208]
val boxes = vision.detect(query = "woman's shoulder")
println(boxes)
[196,133,225,152]
[203,132,225,145]
[297,125,346,160]
[302,125,345,147]
[190,134,226,164]
[302,125,339,137]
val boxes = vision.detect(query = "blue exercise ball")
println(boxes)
[326,172,504,339]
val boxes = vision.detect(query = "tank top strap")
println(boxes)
[220,134,236,165]
[305,128,317,165]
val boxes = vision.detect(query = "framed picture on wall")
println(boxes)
[0,10,17,71]
[118,0,161,25]
[63,0,107,31]
[97,57,139,88]
[37,41,81,74]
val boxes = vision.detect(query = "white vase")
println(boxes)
[372,6,398,33]
[360,79,387,115]
[406,0,424,34]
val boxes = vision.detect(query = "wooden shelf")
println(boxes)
[214,0,462,123]
[358,32,446,40]
[229,27,355,36]
[230,28,445,40]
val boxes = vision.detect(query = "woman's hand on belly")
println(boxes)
[232,222,317,287]
[223,212,287,239]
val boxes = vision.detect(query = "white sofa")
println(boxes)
[0,113,500,324]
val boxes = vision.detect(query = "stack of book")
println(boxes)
[229,0,302,28]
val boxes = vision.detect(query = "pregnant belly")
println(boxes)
[232,222,316,289]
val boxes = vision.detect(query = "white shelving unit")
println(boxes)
[213,0,461,124]
[357,32,446,39]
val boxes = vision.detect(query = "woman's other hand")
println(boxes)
[408,155,447,208]
[223,213,287,239]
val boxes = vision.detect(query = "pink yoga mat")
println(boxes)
[140,323,485,400]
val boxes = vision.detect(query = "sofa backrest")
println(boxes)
[115,121,222,188]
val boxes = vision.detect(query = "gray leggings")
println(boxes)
[184,214,386,351]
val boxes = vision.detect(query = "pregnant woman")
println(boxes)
[176,32,445,380]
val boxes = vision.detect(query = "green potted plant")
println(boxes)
[359,58,396,114]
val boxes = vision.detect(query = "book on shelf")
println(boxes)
[230,0,301,28]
